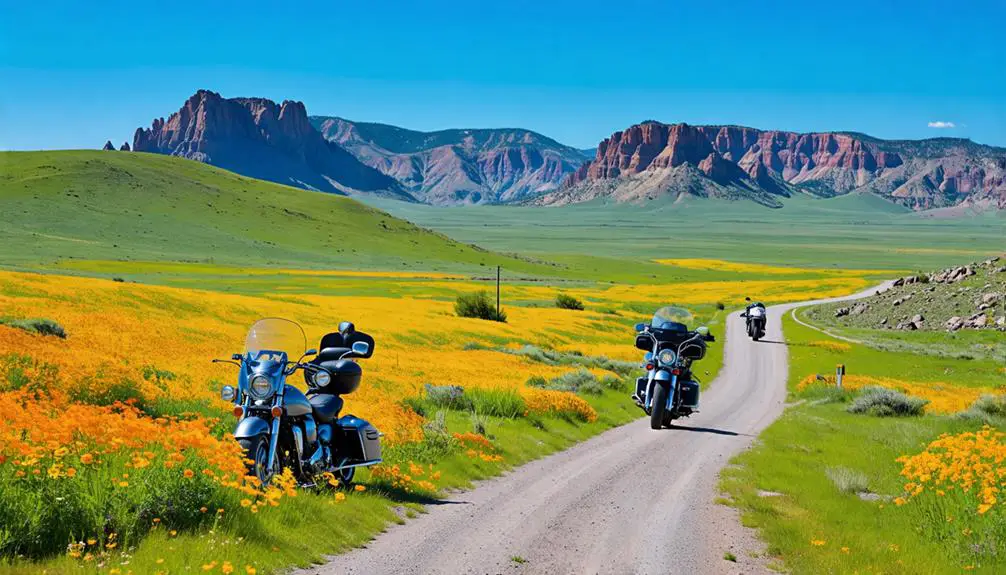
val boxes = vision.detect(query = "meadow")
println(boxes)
[0,256,876,574]
[721,308,1006,574]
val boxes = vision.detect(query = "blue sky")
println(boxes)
[1,0,1004,150]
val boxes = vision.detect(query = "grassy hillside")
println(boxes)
[0,151,557,275]
[365,194,1006,270]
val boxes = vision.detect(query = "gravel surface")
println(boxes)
[299,285,888,575]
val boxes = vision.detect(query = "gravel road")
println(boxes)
[300,284,889,575]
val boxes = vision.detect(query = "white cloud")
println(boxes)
[927,121,956,129]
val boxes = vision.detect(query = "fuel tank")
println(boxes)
[284,384,312,417]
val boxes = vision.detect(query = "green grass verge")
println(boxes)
[720,311,1005,574]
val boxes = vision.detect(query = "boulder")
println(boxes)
[945,316,964,331]
[911,314,925,324]
[850,302,870,315]
[892,278,905,287]
[996,316,1006,327]
[981,293,999,305]
[835,307,850,318]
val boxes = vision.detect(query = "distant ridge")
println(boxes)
[537,121,1006,210]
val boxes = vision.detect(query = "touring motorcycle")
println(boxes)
[214,318,382,486]
[631,307,715,429]
[741,297,767,341]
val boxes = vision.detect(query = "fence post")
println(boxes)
[496,266,501,318]
[836,364,845,388]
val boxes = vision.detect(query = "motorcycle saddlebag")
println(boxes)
[335,415,382,462]
[679,380,700,409]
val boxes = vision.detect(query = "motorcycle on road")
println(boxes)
[631,307,716,430]
[741,297,767,341]
[214,318,382,487]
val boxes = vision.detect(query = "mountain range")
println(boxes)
[125,90,1006,210]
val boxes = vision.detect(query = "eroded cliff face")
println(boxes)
[132,90,411,200]
[559,121,1006,209]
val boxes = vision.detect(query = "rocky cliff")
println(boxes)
[547,121,1006,209]
[132,91,412,200]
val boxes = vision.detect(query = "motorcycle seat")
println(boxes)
[308,394,343,423]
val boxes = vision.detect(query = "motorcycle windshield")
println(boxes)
[244,318,306,362]
[650,306,689,331]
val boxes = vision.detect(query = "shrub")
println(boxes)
[825,466,869,494]
[470,411,489,435]
[527,369,603,395]
[555,293,584,311]
[0,317,67,339]
[455,291,507,322]
[847,386,928,417]
[716,302,726,311]
[956,394,1006,424]
[424,384,472,411]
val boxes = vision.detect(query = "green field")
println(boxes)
[366,194,1006,270]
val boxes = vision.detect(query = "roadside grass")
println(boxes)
[721,310,1006,574]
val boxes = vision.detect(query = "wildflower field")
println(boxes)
[722,306,1006,574]
[0,262,873,574]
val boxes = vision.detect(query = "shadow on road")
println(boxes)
[378,485,473,506]
[666,424,749,437]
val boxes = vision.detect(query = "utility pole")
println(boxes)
[496,265,501,317]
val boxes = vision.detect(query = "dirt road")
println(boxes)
[301,285,888,575]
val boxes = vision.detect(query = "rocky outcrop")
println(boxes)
[102,141,115,151]
[553,121,1006,208]
[119,142,131,152]
[132,90,412,200]
[311,117,590,205]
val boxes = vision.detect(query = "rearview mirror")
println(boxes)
[231,353,242,361]
[339,321,355,335]
[745,297,751,302]
[634,322,646,332]
[695,326,709,336]
[351,341,370,356]
[305,348,317,356]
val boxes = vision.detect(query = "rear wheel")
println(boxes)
[239,435,276,486]
[650,383,668,430]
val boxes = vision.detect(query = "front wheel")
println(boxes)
[650,383,668,430]
[239,435,276,485]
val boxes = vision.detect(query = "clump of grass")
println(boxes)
[470,410,489,435]
[723,551,737,562]
[825,466,869,494]
[499,344,635,376]
[455,291,507,322]
[847,386,928,417]
[555,293,584,311]
[0,317,67,339]
[467,388,526,419]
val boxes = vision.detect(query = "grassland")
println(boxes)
[366,194,1006,270]
[721,309,1006,574]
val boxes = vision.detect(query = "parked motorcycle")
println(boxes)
[214,318,382,487]
[631,307,715,430]
[741,297,767,341]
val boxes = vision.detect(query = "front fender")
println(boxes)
[234,415,270,439]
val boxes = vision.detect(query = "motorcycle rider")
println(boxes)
[741,297,767,340]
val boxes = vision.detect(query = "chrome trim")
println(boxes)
[292,426,304,458]
[334,458,382,471]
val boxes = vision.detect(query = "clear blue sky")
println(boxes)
[2,0,1004,150]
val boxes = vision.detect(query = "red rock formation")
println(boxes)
[564,120,1006,209]
[132,90,410,199]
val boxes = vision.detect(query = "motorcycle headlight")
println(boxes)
[249,375,274,399]
[657,349,676,365]
[221,385,236,401]
[313,370,331,387]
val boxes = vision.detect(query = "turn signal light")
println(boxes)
[270,406,283,417]
[645,363,654,371]
[671,369,681,376]
[232,406,244,418]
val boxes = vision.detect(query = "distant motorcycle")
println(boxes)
[214,318,382,487]
[631,307,715,430]
[741,297,766,341]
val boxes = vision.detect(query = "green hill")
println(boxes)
[0,150,553,275]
